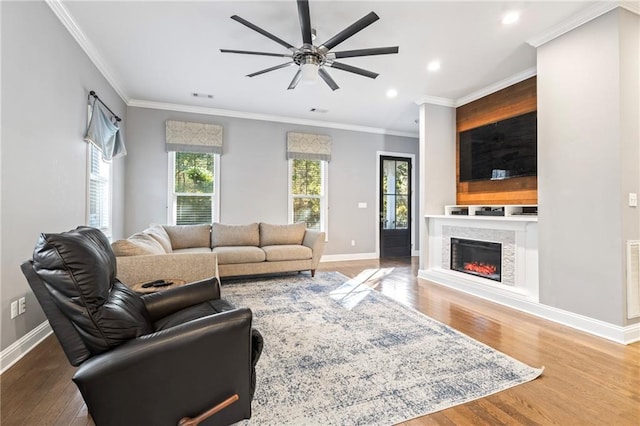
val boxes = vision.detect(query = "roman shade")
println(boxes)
[286,132,332,162]
[166,120,223,154]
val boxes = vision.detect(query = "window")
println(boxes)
[87,143,112,239]
[289,159,328,233]
[169,152,219,225]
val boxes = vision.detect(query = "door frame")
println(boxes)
[375,151,416,258]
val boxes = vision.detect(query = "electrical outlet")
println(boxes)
[11,301,18,319]
[351,240,356,246]
[18,297,26,315]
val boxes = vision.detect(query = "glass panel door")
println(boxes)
[380,156,411,257]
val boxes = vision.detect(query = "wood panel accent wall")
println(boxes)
[456,76,538,205]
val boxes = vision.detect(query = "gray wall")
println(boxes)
[1,1,126,351]
[125,107,419,256]
[537,9,639,326]
[418,103,456,269]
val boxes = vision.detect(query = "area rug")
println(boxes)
[222,271,543,425]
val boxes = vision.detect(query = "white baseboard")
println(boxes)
[321,252,378,262]
[1,321,52,374]
[419,269,639,345]
[321,252,420,262]
[624,323,640,344]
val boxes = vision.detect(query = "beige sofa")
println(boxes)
[112,222,325,285]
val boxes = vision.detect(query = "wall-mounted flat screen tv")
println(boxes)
[459,111,537,182]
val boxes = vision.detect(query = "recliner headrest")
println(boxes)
[32,226,152,355]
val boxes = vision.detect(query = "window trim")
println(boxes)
[86,143,112,240]
[287,158,328,240]
[167,151,220,225]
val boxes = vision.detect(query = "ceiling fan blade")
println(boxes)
[297,0,313,45]
[318,12,379,52]
[327,61,378,79]
[331,47,399,59]
[220,49,293,58]
[288,69,303,90]
[231,15,295,51]
[318,68,339,91]
[247,62,294,77]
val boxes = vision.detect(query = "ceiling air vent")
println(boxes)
[310,108,328,113]
[192,92,214,99]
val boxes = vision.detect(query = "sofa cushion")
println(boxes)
[212,246,266,264]
[144,224,173,253]
[261,245,312,262]
[259,222,306,247]
[172,247,213,254]
[211,223,259,248]
[111,232,166,256]
[163,224,211,250]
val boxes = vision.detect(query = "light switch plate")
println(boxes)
[629,193,638,207]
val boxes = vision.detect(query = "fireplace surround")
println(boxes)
[423,214,538,303]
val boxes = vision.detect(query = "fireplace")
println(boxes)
[450,238,502,282]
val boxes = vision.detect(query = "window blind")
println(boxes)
[286,132,332,162]
[88,144,111,236]
[166,120,223,154]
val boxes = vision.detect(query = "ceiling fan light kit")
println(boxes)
[300,61,319,84]
[221,0,399,91]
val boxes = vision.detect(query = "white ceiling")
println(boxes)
[55,0,612,136]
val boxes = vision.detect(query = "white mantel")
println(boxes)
[420,211,539,304]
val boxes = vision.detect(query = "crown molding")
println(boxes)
[620,0,640,15]
[454,67,537,107]
[526,1,634,48]
[46,0,129,103]
[415,67,537,110]
[414,96,456,107]
[128,100,419,139]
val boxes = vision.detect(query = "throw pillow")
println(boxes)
[144,224,173,253]
[111,232,166,256]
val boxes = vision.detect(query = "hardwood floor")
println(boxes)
[2,257,639,425]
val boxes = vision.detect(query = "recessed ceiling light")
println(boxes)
[427,61,440,72]
[502,11,520,25]
[386,88,398,98]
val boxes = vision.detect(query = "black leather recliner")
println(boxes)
[21,226,263,426]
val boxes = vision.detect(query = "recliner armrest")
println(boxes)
[141,277,221,321]
[73,308,254,426]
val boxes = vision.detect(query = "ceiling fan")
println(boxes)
[220,0,399,91]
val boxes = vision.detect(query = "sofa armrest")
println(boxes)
[302,230,326,270]
[116,252,218,286]
[73,308,254,426]
[141,277,221,322]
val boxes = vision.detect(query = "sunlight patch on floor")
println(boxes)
[330,268,395,309]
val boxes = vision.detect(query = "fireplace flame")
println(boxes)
[463,262,497,276]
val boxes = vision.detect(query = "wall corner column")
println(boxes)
[416,100,456,270]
